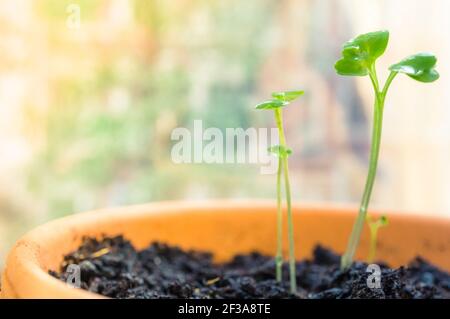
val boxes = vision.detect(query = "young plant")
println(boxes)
[335,30,439,270]
[256,90,304,293]
[366,214,389,263]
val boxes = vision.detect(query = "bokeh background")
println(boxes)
[1,0,449,266]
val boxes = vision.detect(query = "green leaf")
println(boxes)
[379,215,389,226]
[367,214,389,228]
[268,145,292,158]
[255,100,288,110]
[272,90,304,102]
[335,58,367,76]
[335,30,389,76]
[389,53,439,82]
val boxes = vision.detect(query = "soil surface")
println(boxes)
[51,235,450,299]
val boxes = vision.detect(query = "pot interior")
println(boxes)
[30,202,450,271]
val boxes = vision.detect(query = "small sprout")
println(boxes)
[268,145,292,158]
[255,90,303,294]
[366,215,389,263]
[336,30,439,270]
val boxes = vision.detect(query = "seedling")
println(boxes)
[335,30,439,270]
[256,90,304,293]
[366,214,389,263]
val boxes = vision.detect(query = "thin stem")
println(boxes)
[274,108,297,293]
[275,157,283,282]
[382,71,397,98]
[282,155,296,293]
[368,64,380,94]
[340,67,396,270]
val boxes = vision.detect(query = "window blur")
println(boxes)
[0,0,449,265]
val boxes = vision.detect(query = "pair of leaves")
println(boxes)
[255,90,304,110]
[335,30,389,76]
[335,30,439,83]
[268,145,292,158]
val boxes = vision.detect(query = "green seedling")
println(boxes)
[335,30,439,270]
[366,215,389,263]
[256,90,303,293]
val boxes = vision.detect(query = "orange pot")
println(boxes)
[1,200,450,298]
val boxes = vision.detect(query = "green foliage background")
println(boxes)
[29,0,276,219]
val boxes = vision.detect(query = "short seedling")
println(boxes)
[366,214,389,263]
[335,30,439,270]
[256,90,304,293]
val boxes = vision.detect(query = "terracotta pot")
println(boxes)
[1,200,450,298]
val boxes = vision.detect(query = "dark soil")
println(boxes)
[50,235,450,299]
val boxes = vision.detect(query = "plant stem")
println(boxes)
[274,108,297,293]
[275,157,283,282]
[340,69,397,270]
[282,154,296,293]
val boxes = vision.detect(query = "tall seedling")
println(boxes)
[256,90,304,293]
[335,31,439,270]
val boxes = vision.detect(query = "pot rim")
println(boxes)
[2,200,449,299]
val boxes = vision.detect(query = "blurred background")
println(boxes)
[0,0,449,266]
